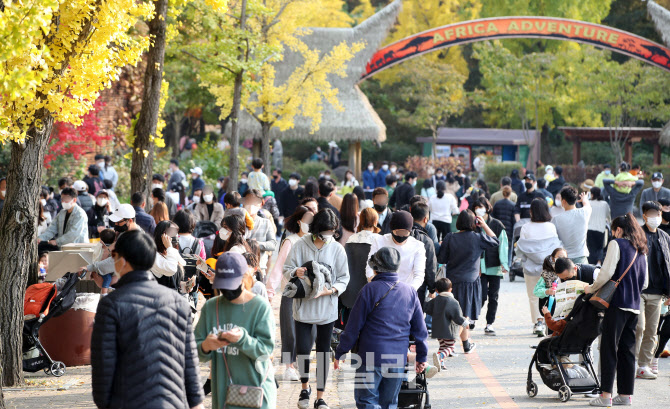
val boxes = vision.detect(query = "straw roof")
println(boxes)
[648,1,670,145]
[227,0,402,144]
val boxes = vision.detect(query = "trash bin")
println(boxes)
[39,293,100,367]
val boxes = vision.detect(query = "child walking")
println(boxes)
[425,278,471,370]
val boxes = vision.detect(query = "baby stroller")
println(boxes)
[23,271,85,377]
[398,339,431,409]
[526,293,603,402]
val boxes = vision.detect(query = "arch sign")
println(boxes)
[362,16,670,80]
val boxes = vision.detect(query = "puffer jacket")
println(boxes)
[516,235,563,276]
[91,270,203,409]
[491,198,516,242]
[282,261,333,300]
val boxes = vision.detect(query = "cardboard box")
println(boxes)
[46,251,92,281]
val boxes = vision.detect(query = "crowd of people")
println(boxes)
[22,153,670,409]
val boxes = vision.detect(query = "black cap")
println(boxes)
[390,210,413,231]
[652,172,663,180]
[524,173,536,182]
[368,247,401,273]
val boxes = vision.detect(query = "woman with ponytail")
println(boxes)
[429,181,459,241]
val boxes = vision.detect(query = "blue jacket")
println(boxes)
[335,273,428,367]
[133,206,156,235]
[375,169,390,188]
[190,176,205,198]
[363,170,376,190]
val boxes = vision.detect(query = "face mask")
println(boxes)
[318,233,334,243]
[216,182,222,189]
[411,180,417,187]
[114,222,129,233]
[0,190,5,197]
[436,173,443,178]
[300,221,310,234]
[221,286,243,301]
[40,199,47,206]
[604,170,611,175]
[324,175,331,180]
[652,181,663,189]
[662,211,670,223]
[240,178,248,184]
[368,165,374,171]
[382,165,389,171]
[151,183,162,190]
[525,182,534,190]
[475,208,486,217]
[192,196,201,204]
[390,167,397,173]
[647,216,662,230]
[203,194,214,203]
[246,204,260,215]
[97,198,108,207]
[219,229,231,240]
[392,233,409,244]
[114,257,126,276]
[288,179,298,187]
[97,161,105,168]
[374,203,387,213]
[62,201,74,210]
[191,175,199,180]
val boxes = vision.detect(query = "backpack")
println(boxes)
[179,237,202,284]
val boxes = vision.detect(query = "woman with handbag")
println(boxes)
[585,213,648,407]
[195,252,276,409]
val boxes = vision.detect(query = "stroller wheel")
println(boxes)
[526,381,538,398]
[558,385,571,402]
[50,361,66,377]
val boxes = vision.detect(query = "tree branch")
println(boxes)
[181,50,237,74]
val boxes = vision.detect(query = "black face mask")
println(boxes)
[374,204,387,213]
[221,286,243,301]
[392,233,409,243]
[525,182,534,190]
[114,222,129,233]
[663,211,670,223]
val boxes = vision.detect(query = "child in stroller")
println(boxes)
[527,293,603,402]
[23,271,85,377]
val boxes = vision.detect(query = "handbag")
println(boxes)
[351,281,398,353]
[216,298,270,408]
[590,250,637,310]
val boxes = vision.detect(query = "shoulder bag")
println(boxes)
[352,281,398,353]
[216,297,270,408]
[590,250,638,310]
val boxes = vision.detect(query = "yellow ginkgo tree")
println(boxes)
[0,0,151,393]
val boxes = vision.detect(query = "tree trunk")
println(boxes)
[431,126,437,163]
[130,0,168,197]
[227,0,248,193]
[0,112,53,390]
[261,122,272,176]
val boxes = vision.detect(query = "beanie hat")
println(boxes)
[390,210,413,231]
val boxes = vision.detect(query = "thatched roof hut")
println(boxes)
[229,0,401,145]
[648,0,670,145]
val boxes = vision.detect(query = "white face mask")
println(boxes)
[647,216,662,229]
[436,173,443,178]
[0,190,5,197]
[367,165,374,171]
[652,181,663,189]
[151,183,162,190]
[203,194,214,203]
[247,204,260,215]
[62,201,74,210]
[288,179,298,187]
[97,161,105,168]
[300,221,310,234]
[475,208,487,217]
[240,178,248,184]
[216,182,222,189]
[40,199,47,206]
[191,174,199,180]
[97,198,108,207]
[319,233,334,243]
[382,165,389,171]
[192,196,201,204]
[411,180,417,187]
[219,229,231,240]
[390,167,397,173]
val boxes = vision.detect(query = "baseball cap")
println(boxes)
[190,167,203,176]
[109,204,136,223]
[652,172,664,180]
[214,253,246,290]
[73,180,88,192]
[524,174,536,182]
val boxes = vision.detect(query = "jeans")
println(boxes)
[600,307,638,395]
[101,273,113,289]
[295,320,335,391]
[354,365,405,409]
[480,274,501,325]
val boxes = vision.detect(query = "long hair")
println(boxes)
[358,208,380,233]
[340,193,359,232]
[154,220,178,254]
[436,181,446,199]
[222,214,251,253]
[304,181,319,199]
[542,247,566,272]
[611,213,648,254]
[150,201,169,224]
[284,206,312,235]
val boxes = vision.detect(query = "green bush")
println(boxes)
[186,137,247,187]
[484,162,523,187]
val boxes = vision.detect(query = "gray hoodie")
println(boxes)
[283,235,350,325]
[516,235,563,276]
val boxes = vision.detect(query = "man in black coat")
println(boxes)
[389,171,418,211]
[411,202,437,308]
[278,172,304,217]
[91,230,204,409]
[547,165,566,197]
[372,187,393,234]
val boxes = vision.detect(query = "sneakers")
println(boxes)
[589,396,612,407]
[432,352,443,370]
[463,340,477,354]
[533,321,546,337]
[314,399,329,409]
[584,389,600,398]
[484,325,496,336]
[284,366,301,382]
[425,364,439,379]
[651,357,659,374]
[297,386,311,409]
[469,321,476,330]
[612,395,632,406]
[636,366,657,379]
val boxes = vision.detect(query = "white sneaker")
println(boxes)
[424,365,439,379]
[612,395,632,406]
[432,352,442,371]
[651,357,659,375]
[284,367,301,382]
[636,366,657,379]
[534,322,546,337]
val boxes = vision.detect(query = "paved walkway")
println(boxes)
[5,277,670,408]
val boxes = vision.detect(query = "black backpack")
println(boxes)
[179,238,202,291]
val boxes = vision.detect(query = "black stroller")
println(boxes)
[527,293,603,402]
[398,339,431,409]
[23,272,85,377]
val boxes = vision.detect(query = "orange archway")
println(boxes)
[361,16,670,80]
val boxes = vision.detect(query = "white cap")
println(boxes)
[109,204,136,223]
[73,180,88,192]
[190,167,203,175]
